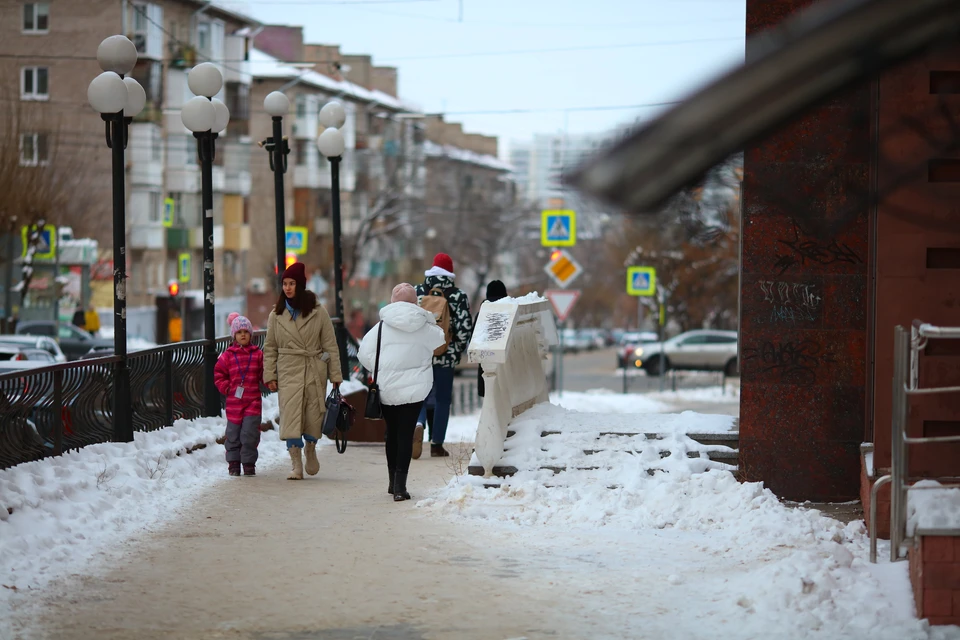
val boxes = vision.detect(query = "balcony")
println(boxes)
[223,225,250,251]
[222,139,251,196]
[167,166,201,193]
[223,36,251,84]
[129,226,164,250]
[128,123,163,188]
[166,228,191,251]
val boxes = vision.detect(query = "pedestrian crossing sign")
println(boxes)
[178,253,191,283]
[627,266,656,296]
[541,209,576,247]
[285,226,308,255]
[21,225,56,260]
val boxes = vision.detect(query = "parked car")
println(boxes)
[577,329,606,351]
[560,328,590,353]
[15,321,113,361]
[0,344,51,372]
[0,335,67,363]
[629,329,739,376]
[17,348,56,362]
[617,332,660,368]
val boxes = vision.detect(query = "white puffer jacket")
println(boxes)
[358,302,446,406]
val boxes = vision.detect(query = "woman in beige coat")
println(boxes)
[263,262,343,479]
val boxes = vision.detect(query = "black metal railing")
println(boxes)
[0,330,367,470]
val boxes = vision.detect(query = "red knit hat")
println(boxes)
[432,253,454,273]
[282,262,307,288]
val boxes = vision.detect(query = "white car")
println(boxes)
[0,335,67,363]
[631,329,739,376]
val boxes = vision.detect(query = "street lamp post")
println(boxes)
[86,35,145,442]
[262,92,291,287]
[181,62,230,417]
[317,101,349,380]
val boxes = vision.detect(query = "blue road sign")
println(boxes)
[541,209,576,247]
[626,266,656,296]
[285,226,308,255]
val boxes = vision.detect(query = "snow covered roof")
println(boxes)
[249,48,420,113]
[423,140,513,172]
[187,1,260,28]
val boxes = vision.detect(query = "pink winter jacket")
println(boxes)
[214,343,264,424]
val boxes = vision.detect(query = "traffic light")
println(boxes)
[285,253,297,269]
[550,250,562,261]
[168,280,179,297]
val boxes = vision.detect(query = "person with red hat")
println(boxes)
[263,261,343,480]
[414,252,473,458]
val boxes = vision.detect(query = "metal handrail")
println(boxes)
[870,321,960,563]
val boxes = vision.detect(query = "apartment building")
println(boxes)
[247,26,426,327]
[421,116,519,302]
[0,0,258,320]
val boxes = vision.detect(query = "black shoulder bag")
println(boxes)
[364,322,383,419]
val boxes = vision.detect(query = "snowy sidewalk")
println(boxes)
[0,391,949,639]
[6,443,603,640]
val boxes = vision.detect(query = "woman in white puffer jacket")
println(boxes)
[359,283,445,502]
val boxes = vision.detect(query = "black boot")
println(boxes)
[393,471,410,502]
[387,466,395,494]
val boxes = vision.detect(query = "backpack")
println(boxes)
[420,286,454,356]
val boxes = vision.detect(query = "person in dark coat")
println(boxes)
[475,280,508,398]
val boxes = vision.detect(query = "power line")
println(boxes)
[382,37,742,61]
[0,33,742,66]
[441,102,680,115]
[0,94,682,117]
[349,3,743,29]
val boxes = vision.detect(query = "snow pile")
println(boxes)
[0,386,368,599]
[907,480,960,536]
[500,292,546,304]
[419,399,937,639]
[553,388,668,413]
[648,384,740,403]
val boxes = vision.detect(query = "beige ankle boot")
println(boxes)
[304,441,320,476]
[288,447,304,480]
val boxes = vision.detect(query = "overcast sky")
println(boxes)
[232,0,746,156]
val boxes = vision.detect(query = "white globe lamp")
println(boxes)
[319,101,346,129]
[188,62,223,98]
[87,72,128,114]
[317,127,345,158]
[181,96,216,132]
[123,77,146,118]
[211,99,230,134]
[97,35,138,75]
[264,91,290,117]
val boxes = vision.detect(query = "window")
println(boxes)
[149,192,161,223]
[295,142,307,165]
[21,66,48,100]
[59,325,87,340]
[296,94,307,118]
[706,335,737,344]
[197,21,211,56]
[151,127,162,161]
[225,82,249,120]
[170,193,184,225]
[677,334,709,346]
[19,132,49,166]
[23,3,49,33]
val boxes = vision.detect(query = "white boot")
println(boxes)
[304,441,320,476]
[288,447,303,480]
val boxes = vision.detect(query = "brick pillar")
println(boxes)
[739,0,871,500]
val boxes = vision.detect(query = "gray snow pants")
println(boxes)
[225,414,261,465]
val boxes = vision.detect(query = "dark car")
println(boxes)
[16,321,113,361]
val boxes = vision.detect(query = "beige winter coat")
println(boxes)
[263,302,343,441]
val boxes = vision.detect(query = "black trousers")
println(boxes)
[383,401,424,475]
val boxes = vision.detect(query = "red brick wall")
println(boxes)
[740,0,870,500]
[911,535,960,625]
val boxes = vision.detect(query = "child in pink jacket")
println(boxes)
[214,316,264,476]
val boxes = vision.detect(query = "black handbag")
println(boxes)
[322,387,355,454]
[364,322,384,420]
